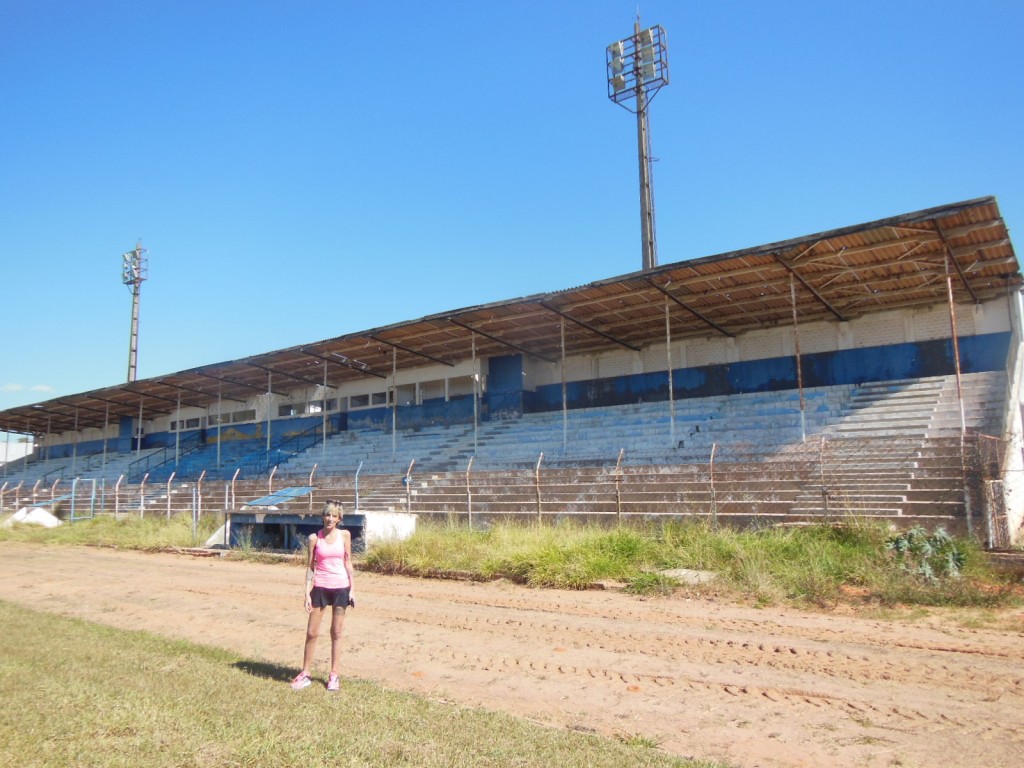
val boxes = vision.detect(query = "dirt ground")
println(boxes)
[1,544,1022,768]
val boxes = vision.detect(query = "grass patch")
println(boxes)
[364,522,677,589]
[365,519,1020,610]
[0,600,716,768]
[0,510,221,550]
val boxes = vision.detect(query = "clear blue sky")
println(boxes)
[2,0,1022,421]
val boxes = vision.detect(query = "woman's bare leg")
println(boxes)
[329,606,346,676]
[301,607,325,674]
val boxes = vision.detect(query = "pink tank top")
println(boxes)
[312,531,350,589]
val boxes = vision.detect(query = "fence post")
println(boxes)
[614,448,625,524]
[0,481,6,514]
[197,470,206,522]
[961,432,973,539]
[535,452,544,524]
[354,461,363,512]
[166,472,176,520]
[268,465,277,495]
[140,473,149,518]
[115,475,124,518]
[466,456,475,530]
[231,468,241,510]
[404,460,415,514]
[709,443,718,529]
[308,465,318,513]
[819,436,829,519]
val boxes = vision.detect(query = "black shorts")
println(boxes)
[310,586,351,609]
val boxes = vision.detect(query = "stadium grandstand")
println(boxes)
[2,196,1022,547]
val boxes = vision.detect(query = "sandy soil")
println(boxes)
[1,543,1022,768]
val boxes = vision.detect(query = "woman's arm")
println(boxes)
[344,530,355,605]
[303,533,318,612]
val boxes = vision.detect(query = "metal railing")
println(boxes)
[1,433,1015,547]
[128,433,203,483]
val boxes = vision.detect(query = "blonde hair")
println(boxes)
[323,498,344,516]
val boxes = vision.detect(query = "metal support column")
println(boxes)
[266,371,272,455]
[216,384,222,469]
[174,391,182,465]
[665,294,676,448]
[136,398,143,462]
[391,347,398,460]
[791,274,807,442]
[322,361,328,466]
[71,409,79,475]
[945,252,971,538]
[471,333,479,454]
[101,403,110,477]
[944,254,967,435]
[560,317,568,453]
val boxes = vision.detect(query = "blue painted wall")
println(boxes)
[486,354,524,420]
[43,333,1012,453]
[45,437,117,460]
[526,332,1011,413]
[347,394,476,432]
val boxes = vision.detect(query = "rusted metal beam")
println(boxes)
[446,317,556,363]
[297,348,386,379]
[193,370,290,396]
[935,222,979,303]
[646,278,734,337]
[772,248,847,322]
[539,302,641,351]
[369,335,456,367]
[244,362,326,388]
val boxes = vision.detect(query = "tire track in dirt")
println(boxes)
[372,604,1024,699]
[367,613,1019,742]
[366,580,1024,659]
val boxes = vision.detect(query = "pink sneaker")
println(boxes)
[290,672,312,690]
[327,673,340,692]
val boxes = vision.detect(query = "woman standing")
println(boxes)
[290,499,354,691]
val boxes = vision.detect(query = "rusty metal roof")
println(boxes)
[3,196,1018,436]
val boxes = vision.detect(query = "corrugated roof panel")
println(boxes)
[2,198,1018,435]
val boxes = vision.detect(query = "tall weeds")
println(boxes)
[366,519,1017,609]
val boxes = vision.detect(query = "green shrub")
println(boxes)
[885,526,965,582]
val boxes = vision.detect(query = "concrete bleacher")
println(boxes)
[0,447,168,487]
[383,371,1007,531]
[266,371,1005,480]
[281,424,478,478]
[2,371,1007,534]
[3,372,1004,487]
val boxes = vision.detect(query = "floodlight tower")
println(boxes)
[607,21,669,270]
[122,241,148,382]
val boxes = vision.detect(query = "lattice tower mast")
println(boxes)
[121,242,148,382]
[607,20,670,270]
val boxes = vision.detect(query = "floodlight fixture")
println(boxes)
[607,21,669,271]
[122,241,148,382]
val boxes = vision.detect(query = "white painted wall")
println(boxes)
[363,511,417,548]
